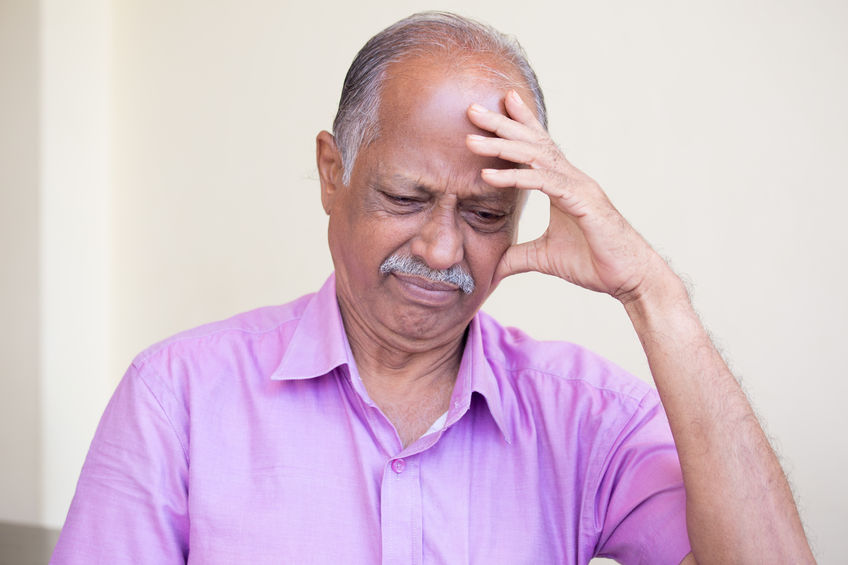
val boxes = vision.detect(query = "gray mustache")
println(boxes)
[379,255,475,295]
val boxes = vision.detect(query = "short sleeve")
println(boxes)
[592,391,691,565]
[51,363,189,564]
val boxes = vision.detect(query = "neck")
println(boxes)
[343,308,467,397]
[338,299,469,447]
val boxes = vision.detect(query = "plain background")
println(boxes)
[2,0,847,562]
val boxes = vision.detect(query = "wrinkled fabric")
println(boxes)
[53,274,690,565]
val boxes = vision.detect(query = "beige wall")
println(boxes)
[0,0,112,527]
[3,0,847,561]
[0,0,41,525]
[39,0,112,528]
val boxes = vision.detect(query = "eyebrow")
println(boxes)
[374,173,515,205]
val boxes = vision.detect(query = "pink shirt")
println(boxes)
[53,275,690,564]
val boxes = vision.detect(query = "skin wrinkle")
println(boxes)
[376,171,519,206]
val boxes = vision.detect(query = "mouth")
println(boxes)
[392,272,459,291]
[389,272,462,306]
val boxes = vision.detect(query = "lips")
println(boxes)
[389,272,463,307]
[391,272,459,292]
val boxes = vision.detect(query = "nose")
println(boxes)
[410,207,464,271]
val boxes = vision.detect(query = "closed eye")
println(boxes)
[385,194,418,205]
[464,208,509,232]
[473,210,504,221]
[379,191,426,213]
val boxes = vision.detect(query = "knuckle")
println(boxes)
[528,155,545,170]
[533,131,549,145]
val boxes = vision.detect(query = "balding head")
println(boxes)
[332,11,547,184]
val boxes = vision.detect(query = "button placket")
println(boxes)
[380,456,422,564]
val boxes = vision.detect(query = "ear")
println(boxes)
[316,130,344,215]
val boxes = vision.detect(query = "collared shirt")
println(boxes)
[53,275,690,564]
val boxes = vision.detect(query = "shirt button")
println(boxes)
[391,458,406,474]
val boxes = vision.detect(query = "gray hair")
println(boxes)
[380,254,475,295]
[332,11,548,185]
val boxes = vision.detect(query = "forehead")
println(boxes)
[355,56,528,201]
[378,55,523,136]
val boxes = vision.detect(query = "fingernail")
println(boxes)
[510,90,523,104]
[467,134,486,142]
[469,103,486,114]
[481,168,500,174]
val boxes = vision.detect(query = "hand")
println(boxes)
[466,90,668,304]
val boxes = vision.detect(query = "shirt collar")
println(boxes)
[453,313,513,444]
[271,273,512,443]
[271,273,352,381]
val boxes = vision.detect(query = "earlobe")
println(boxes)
[316,130,343,215]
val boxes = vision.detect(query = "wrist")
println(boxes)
[621,259,692,326]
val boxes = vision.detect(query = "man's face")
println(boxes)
[321,58,528,347]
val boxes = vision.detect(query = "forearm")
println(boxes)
[623,263,813,564]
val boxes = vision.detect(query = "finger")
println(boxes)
[481,168,593,218]
[467,103,539,144]
[480,167,548,190]
[481,167,566,196]
[466,135,544,167]
[503,89,545,132]
[467,134,568,173]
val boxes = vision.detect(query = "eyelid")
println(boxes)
[462,208,510,233]
[465,203,508,218]
[379,190,427,213]
[383,192,421,203]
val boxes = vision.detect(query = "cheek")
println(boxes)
[465,230,513,276]
[349,214,421,266]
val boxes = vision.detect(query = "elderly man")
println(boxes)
[53,12,812,564]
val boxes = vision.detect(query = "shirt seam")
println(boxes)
[133,310,306,365]
[133,363,191,462]
[584,388,657,556]
[487,355,648,402]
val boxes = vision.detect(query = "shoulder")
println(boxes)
[109,290,322,448]
[124,291,320,403]
[476,310,653,405]
[132,292,313,368]
[474,312,680,515]
[473,311,680,527]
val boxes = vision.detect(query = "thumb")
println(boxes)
[493,239,542,287]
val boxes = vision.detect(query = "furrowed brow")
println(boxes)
[466,191,513,203]
[375,172,516,207]
[373,173,428,193]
